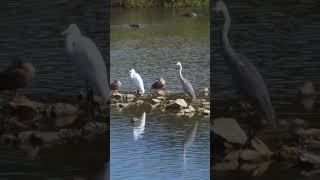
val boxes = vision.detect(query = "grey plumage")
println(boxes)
[176,61,196,101]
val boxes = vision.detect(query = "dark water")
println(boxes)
[0,1,109,179]
[111,8,210,94]
[212,0,320,179]
[0,0,109,100]
[110,111,210,180]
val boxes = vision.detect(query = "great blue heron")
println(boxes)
[215,1,278,135]
[0,59,35,103]
[176,61,196,102]
[129,69,145,95]
[110,80,121,93]
[62,24,109,121]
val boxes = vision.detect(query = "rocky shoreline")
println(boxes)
[212,117,320,177]
[110,91,210,117]
[0,96,108,157]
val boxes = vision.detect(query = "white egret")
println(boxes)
[176,61,196,101]
[62,24,109,120]
[129,69,145,95]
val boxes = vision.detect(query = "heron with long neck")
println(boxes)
[215,1,278,137]
[176,61,196,102]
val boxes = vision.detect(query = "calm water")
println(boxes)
[111,8,210,94]
[0,1,109,179]
[110,111,210,180]
[212,0,320,179]
[110,7,210,180]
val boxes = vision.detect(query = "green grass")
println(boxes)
[111,0,209,8]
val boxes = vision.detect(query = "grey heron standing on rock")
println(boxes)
[62,24,109,121]
[129,69,145,96]
[176,61,196,102]
[215,1,278,138]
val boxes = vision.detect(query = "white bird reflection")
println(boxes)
[133,112,146,141]
[183,120,199,169]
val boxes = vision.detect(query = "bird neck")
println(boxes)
[179,65,183,78]
[221,5,237,59]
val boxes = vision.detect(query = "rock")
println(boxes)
[1,134,17,145]
[55,115,78,128]
[240,161,271,176]
[224,150,240,161]
[203,87,209,92]
[251,138,273,158]
[277,145,301,161]
[126,94,136,101]
[182,12,197,17]
[18,131,60,146]
[53,103,78,116]
[297,128,320,137]
[300,152,320,165]
[203,110,210,115]
[213,118,248,145]
[116,103,129,108]
[291,118,305,127]
[156,90,166,96]
[215,161,239,171]
[202,102,210,109]
[166,99,188,110]
[152,99,161,104]
[300,81,316,97]
[188,105,195,112]
[240,149,263,162]
[9,100,43,121]
[183,109,193,113]
[112,92,123,99]
[156,96,165,100]
[136,100,144,104]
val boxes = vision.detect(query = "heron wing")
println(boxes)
[181,77,196,100]
[236,55,277,127]
[132,73,145,94]
[71,35,109,100]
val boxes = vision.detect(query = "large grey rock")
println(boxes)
[166,99,188,110]
[212,118,248,145]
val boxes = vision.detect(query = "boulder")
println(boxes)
[53,103,79,116]
[152,99,161,104]
[240,149,263,162]
[251,138,273,158]
[212,118,248,145]
[166,99,188,111]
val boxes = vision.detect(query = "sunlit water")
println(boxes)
[110,111,210,180]
[212,0,320,179]
[110,7,210,180]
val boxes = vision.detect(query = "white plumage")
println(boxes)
[129,69,145,94]
[133,112,146,141]
[62,24,109,101]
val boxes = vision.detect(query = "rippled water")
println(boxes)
[111,8,210,94]
[212,0,320,179]
[110,111,210,180]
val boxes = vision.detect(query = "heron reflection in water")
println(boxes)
[183,120,199,169]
